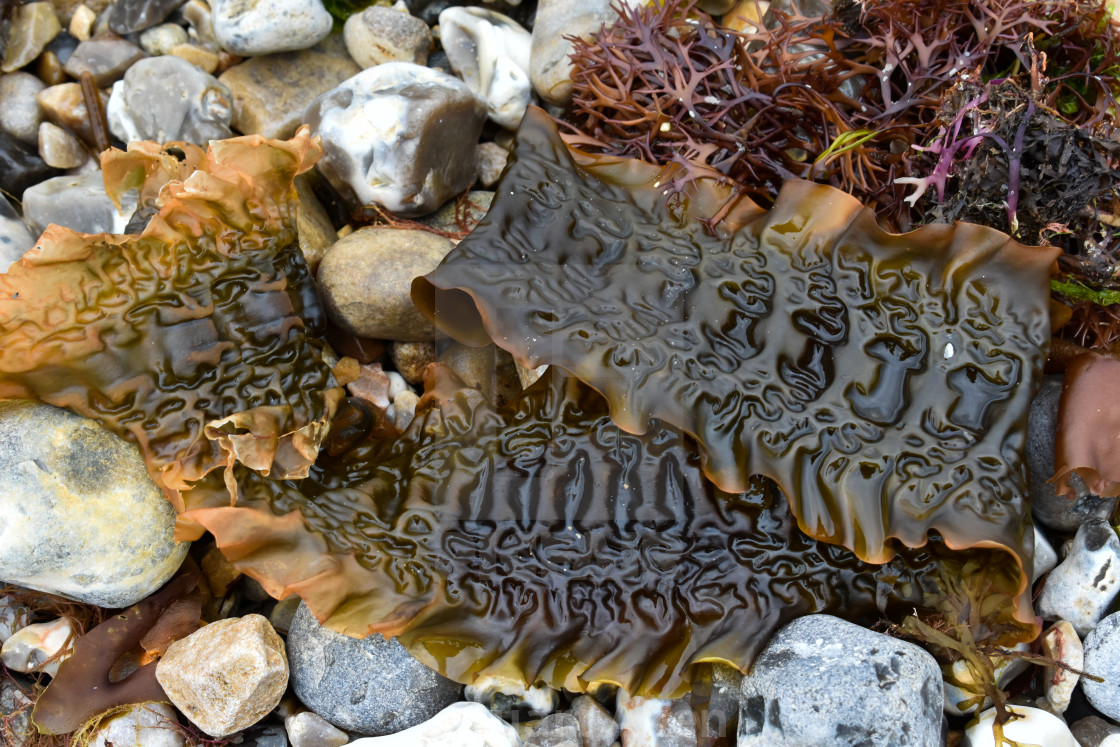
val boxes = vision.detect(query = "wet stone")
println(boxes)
[476,142,508,187]
[390,341,435,385]
[1070,716,1120,747]
[0,400,188,607]
[218,48,359,139]
[107,55,233,144]
[0,198,35,273]
[108,0,188,34]
[210,0,332,56]
[530,0,631,105]
[38,121,89,169]
[0,73,47,144]
[569,696,619,747]
[616,692,696,747]
[343,6,431,68]
[89,702,186,747]
[525,713,581,747]
[286,602,461,735]
[63,36,147,86]
[439,7,531,129]
[2,3,62,74]
[417,190,493,234]
[738,614,942,746]
[1081,611,1120,720]
[285,711,348,747]
[37,81,109,147]
[1027,375,1118,532]
[0,132,62,202]
[1037,519,1120,636]
[0,617,74,676]
[138,22,189,55]
[22,170,137,235]
[464,674,558,719]
[304,62,485,216]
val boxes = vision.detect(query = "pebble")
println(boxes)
[38,120,89,169]
[62,36,147,86]
[68,4,97,40]
[89,702,187,747]
[391,390,418,430]
[1037,519,1120,636]
[569,696,619,747]
[317,227,455,341]
[286,602,462,735]
[218,48,359,139]
[343,702,520,747]
[0,596,31,644]
[0,400,187,607]
[157,615,288,738]
[294,175,337,270]
[0,132,61,201]
[304,62,486,215]
[1041,621,1083,714]
[108,0,188,34]
[1082,610,1120,720]
[0,617,74,677]
[210,0,332,56]
[616,691,695,747]
[477,142,509,187]
[0,679,35,747]
[418,190,494,235]
[525,713,580,747]
[390,341,436,384]
[439,7,532,129]
[168,42,221,73]
[138,22,189,55]
[37,81,109,147]
[22,170,137,235]
[436,343,521,406]
[964,704,1077,747]
[343,6,431,68]
[0,73,47,144]
[465,674,558,719]
[530,0,639,105]
[180,0,220,50]
[285,711,349,747]
[1034,523,1059,582]
[0,198,35,272]
[738,614,942,746]
[2,3,62,74]
[107,55,233,144]
[1027,375,1117,532]
[1071,716,1120,747]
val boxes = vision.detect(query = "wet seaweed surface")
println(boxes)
[417,108,1057,598]
[180,365,1027,698]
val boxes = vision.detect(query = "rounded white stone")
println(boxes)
[964,705,1077,747]
[439,6,531,129]
[210,0,332,55]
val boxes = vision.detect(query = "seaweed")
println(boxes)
[176,364,1031,698]
[0,129,343,507]
[415,107,1056,618]
[1054,352,1120,497]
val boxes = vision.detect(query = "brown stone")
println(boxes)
[37,82,109,148]
[294,175,337,271]
[390,340,435,384]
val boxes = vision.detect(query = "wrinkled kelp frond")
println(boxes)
[416,108,1055,628]
[0,129,343,506]
[179,364,1032,699]
[1054,352,1120,498]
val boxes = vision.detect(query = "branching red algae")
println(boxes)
[416,108,1056,635]
[178,364,1031,698]
[0,129,343,507]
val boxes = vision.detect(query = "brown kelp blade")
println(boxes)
[1054,352,1120,498]
[414,107,1055,617]
[0,129,342,507]
[181,365,1033,699]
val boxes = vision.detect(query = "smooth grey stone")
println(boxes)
[22,170,136,236]
[0,198,35,272]
[525,713,580,747]
[0,73,47,144]
[107,55,233,144]
[1037,519,1120,637]
[304,62,485,216]
[1071,715,1120,747]
[109,0,189,34]
[1034,523,1059,582]
[0,400,189,608]
[1082,612,1120,720]
[1027,375,1117,532]
[63,36,147,86]
[343,6,430,68]
[45,29,79,64]
[286,602,462,736]
[569,696,618,747]
[616,692,696,747]
[0,132,62,199]
[738,614,942,746]
[210,0,331,55]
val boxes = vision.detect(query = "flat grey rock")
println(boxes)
[286,602,462,736]
[0,400,188,608]
[107,55,233,145]
[22,171,136,236]
[109,0,189,34]
[1037,519,1120,636]
[738,614,942,747]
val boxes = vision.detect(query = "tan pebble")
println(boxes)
[35,50,67,85]
[2,3,62,74]
[390,340,435,384]
[476,141,508,188]
[38,121,89,168]
[38,81,109,147]
[331,357,361,387]
[200,544,241,598]
[169,43,220,74]
[68,4,96,40]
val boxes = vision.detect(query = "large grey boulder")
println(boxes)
[738,614,942,746]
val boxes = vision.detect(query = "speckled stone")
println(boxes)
[218,48,359,139]
[390,341,435,384]
[210,0,332,56]
[1037,519,1120,636]
[286,602,461,735]
[0,400,188,608]
[570,696,618,747]
[343,6,430,68]
[89,702,186,747]
[138,23,189,55]
[525,714,580,747]
[1081,611,1120,720]
[0,73,47,144]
